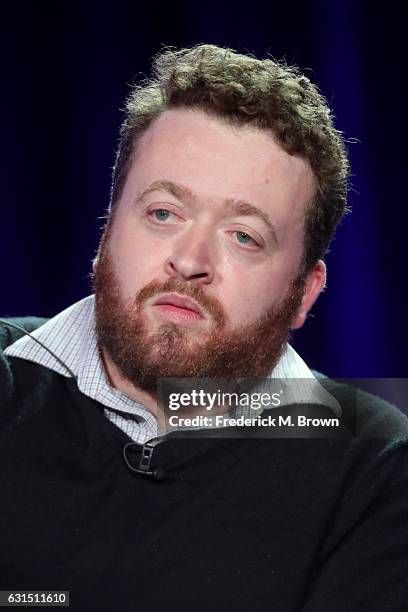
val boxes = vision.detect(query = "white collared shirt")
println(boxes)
[4,295,338,443]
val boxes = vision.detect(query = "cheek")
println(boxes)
[224,265,294,326]
[109,232,165,297]
[223,271,271,324]
[112,209,171,261]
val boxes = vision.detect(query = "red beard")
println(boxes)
[92,239,306,393]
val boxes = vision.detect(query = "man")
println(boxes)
[1,44,407,610]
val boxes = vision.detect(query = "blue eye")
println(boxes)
[151,209,172,221]
[148,210,260,248]
[235,231,258,246]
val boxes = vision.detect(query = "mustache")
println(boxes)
[134,278,227,328]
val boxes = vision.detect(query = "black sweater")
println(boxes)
[1,318,408,611]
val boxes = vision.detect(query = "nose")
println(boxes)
[164,227,216,285]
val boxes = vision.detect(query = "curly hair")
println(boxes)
[109,44,350,276]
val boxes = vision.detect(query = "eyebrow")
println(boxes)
[135,179,279,245]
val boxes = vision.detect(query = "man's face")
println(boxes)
[93,109,319,392]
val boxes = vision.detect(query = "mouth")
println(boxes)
[151,293,205,324]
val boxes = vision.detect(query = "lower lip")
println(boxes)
[153,304,204,323]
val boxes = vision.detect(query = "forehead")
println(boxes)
[124,108,316,236]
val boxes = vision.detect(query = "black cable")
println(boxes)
[0,318,77,379]
[123,442,166,481]
[1,318,168,479]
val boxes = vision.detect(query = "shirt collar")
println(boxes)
[4,294,340,416]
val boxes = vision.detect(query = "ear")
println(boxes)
[291,260,326,330]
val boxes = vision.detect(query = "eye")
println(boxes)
[234,231,260,248]
[148,208,175,222]
[147,210,261,248]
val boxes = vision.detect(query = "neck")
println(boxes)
[99,347,160,419]
[99,348,232,428]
